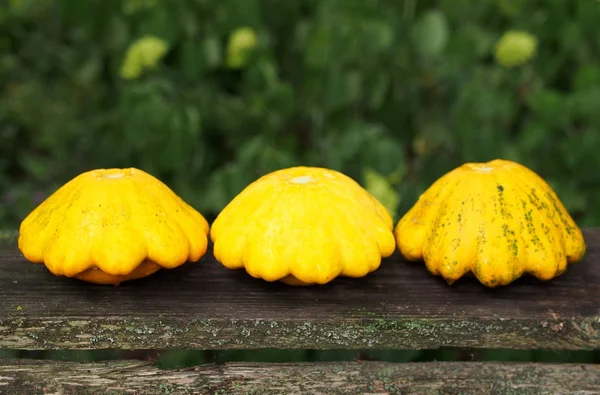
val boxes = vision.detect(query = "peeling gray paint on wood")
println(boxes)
[1,360,599,395]
[1,228,599,351]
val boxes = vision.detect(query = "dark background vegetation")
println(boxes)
[1,0,599,365]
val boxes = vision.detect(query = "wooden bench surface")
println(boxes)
[1,229,599,351]
[1,360,599,395]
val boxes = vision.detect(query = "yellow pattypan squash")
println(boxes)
[18,168,209,285]
[395,159,586,287]
[210,166,396,285]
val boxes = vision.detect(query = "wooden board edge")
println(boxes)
[2,315,599,351]
[0,359,599,394]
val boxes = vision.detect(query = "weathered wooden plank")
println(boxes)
[0,360,598,395]
[0,229,599,351]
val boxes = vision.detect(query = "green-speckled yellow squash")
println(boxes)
[395,159,586,287]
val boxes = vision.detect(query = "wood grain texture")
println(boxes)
[0,360,599,395]
[0,229,599,351]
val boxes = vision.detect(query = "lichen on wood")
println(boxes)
[0,315,598,351]
[0,360,599,395]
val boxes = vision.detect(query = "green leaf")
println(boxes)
[366,72,390,110]
[325,70,363,111]
[75,53,101,86]
[525,89,568,126]
[411,10,449,58]
[305,25,332,69]
[104,16,130,52]
[203,36,222,69]
[363,168,400,218]
[364,19,395,53]
[573,65,600,92]
[184,106,202,138]
[180,39,205,80]
[493,0,526,17]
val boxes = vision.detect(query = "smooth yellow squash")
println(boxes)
[210,166,396,285]
[18,168,209,285]
[395,159,586,287]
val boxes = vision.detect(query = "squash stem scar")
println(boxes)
[290,176,314,185]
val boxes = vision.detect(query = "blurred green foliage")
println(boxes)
[1,0,600,228]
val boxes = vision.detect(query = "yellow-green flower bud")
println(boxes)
[120,36,169,80]
[226,27,258,69]
[494,30,538,67]
[364,168,400,219]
